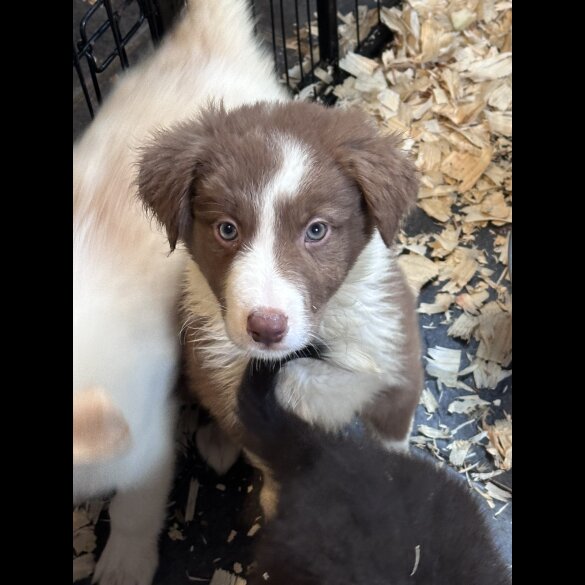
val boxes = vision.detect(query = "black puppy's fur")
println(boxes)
[238,353,511,585]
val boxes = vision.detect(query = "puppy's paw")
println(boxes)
[92,532,157,585]
[196,422,240,475]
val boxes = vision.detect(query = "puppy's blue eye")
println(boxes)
[218,222,238,241]
[305,222,328,242]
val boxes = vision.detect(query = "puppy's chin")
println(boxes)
[247,345,304,361]
[227,331,311,361]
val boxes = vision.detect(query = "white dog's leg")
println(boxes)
[92,451,174,585]
[196,421,241,475]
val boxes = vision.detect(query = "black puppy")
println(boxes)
[238,352,511,585]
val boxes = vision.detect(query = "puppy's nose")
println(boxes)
[247,309,288,345]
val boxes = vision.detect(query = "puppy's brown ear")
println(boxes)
[138,121,206,251]
[336,116,419,247]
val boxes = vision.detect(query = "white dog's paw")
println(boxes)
[196,422,240,475]
[92,532,157,585]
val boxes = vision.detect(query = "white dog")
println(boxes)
[73,1,286,583]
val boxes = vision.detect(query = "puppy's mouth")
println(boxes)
[246,342,307,361]
[247,343,323,363]
[229,331,314,361]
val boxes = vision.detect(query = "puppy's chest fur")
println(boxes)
[182,233,411,431]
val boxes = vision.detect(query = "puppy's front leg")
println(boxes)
[92,444,174,585]
[362,338,423,452]
[277,358,383,431]
[278,358,422,450]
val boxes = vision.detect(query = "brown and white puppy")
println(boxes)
[137,2,423,514]
[139,101,423,507]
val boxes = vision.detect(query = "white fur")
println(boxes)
[267,135,312,202]
[74,1,288,583]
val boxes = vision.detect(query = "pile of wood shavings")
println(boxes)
[319,0,512,506]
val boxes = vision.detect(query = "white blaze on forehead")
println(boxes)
[224,135,312,353]
[264,135,312,203]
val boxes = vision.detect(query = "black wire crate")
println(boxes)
[73,0,399,138]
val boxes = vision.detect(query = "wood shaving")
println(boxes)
[463,52,512,82]
[429,225,461,258]
[410,545,422,576]
[418,292,455,315]
[462,191,511,223]
[454,290,489,313]
[448,440,472,466]
[469,430,489,444]
[486,81,512,111]
[472,357,511,389]
[420,387,439,413]
[378,88,401,112]
[484,481,512,502]
[447,394,490,415]
[425,346,462,387]
[448,312,479,339]
[484,416,512,470]
[472,469,505,482]
[73,554,95,582]
[397,253,439,295]
[451,8,476,31]
[439,247,481,293]
[73,526,97,556]
[209,569,247,585]
[73,508,91,532]
[227,530,237,543]
[247,523,262,537]
[418,424,452,439]
[493,232,510,265]
[339,52,379,77]
[485,110,512,136]
[476,301,512,366]
[168,523,186,541]
[185,478,200,523]
[418,196,455,222]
